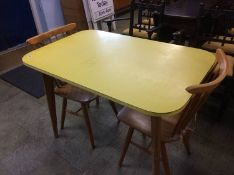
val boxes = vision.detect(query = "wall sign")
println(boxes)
[88,0,114,22]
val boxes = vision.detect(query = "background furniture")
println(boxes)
[194,5,234,118]
[162,0,226,43]
[196,5,234,56]
[105,0,165,40]
[106,0,224,42]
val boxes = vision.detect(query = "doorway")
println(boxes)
[0,0,37,52]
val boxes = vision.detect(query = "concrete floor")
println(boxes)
[1,77,234,175]
[0,19,234,175]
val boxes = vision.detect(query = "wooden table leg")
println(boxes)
[43,74,58,138]
[151,116,161,175]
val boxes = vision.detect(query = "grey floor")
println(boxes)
[1,17,234,175]
[1,76,234,175]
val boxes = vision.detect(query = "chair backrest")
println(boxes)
[26,23,77,86]
[195,4,234,48]
[26,23,77,47]
[128,0,165,37]
[173,49,228,136]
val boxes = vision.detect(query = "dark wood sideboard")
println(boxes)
[60,0,89,30]
[114,0,131,14]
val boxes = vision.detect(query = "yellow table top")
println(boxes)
[23,30,215,117]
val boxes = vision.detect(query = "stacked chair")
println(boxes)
[105,0,165,40]
[196,4,234,57]
[195,4,234,117]
[172,3,234,117]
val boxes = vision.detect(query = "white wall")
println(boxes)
[40,0,64,30]
[29,0,64,33]
[29,0,47,33]
[82,0,93,29]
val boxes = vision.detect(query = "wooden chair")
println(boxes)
[26,23,118,149]
[116,49,228,175]
[105,0,165,40]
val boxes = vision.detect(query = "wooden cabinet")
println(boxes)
[114,0,131,12]
[60,0,88,30]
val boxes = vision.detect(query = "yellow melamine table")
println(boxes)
[23,30,215,175]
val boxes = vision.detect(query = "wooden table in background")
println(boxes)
[163,0,221,36]
[23,30,215,175]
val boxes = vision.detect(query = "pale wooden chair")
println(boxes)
[27,23,118,149]
[117,49,228,175]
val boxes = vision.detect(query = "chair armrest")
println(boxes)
[103,17,130,32]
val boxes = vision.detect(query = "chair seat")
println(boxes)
[122,28,157,39]
[142,18,156,26]
[228,28,234,35]
[202,36,234,55]
[117,107,181,141]
[54,84,97,103]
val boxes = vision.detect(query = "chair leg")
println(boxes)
[118,127,134,167]
[61,97,67,129]
[217,78,232,120]
[148,32,153,40]
[81,103,95,149]
[161,142,170,175]
[182,128,192,155]
[108,100,120,124]
[96,97,100,106]
[108,100,118,115]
